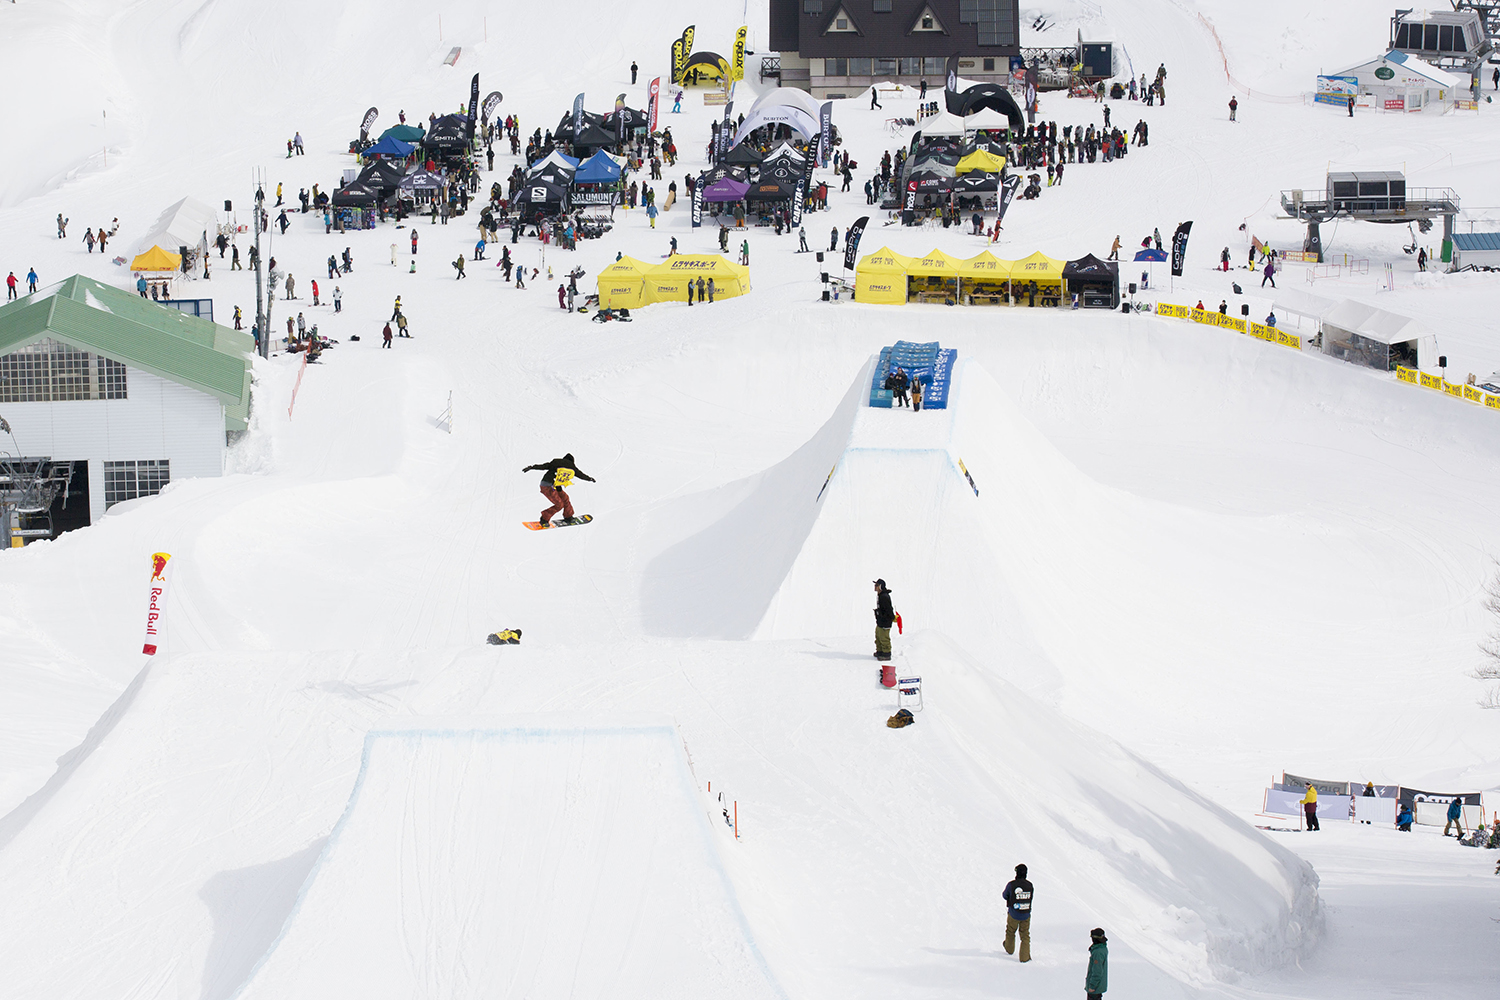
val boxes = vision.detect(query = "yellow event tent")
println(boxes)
[955,150,1007,175]
[130,245,182,272]
[854,247,1078,305]
[852,247,912,304]
[596,254,750,309]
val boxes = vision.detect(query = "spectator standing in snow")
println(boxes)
[706,277,715,303]
[1261,257,1276,288]
[1221,247,1230,271]
[1085,928,1108,1000]
[1443,797,1465,837]
[294,132,304,155]
[1300,783,1319,830]
[84,228,96,253]
[26,268,38,294]
[631,60,638,84]
[382,322,393,348]
[311,280,320,306]
[1002,864,1034,962]
[333,286,342,313]
[1228,96,1238,121]
[57,214,68,238]
[1347,95,1355,117]
[911,377,923,412]
[873,579,898,661]
[285,273,296,299]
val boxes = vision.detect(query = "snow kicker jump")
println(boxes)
[233,719,785,1000]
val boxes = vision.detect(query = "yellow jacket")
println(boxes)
[1300,786,1318,805]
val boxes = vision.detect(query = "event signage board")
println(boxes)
[141,552,173,655]
[1397,786,1484,810]
[359,107,379,143]
[1170,221,1192,277]
[466,75,480,141]
[691,183,703,228]
[572,93,586,136]
[843,216,869,272]
[733,25,747,81]
[1375,66,1395,80]
[818,102,833,167]
[481,91,503,123]
[648,77,660,133]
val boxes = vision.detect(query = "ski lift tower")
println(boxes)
[1279,171,1460,263]
[0,418,76,549]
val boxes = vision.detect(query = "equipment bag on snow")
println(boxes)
[887,708,915,729]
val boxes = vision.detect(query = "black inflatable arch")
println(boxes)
[945,84,1025,133]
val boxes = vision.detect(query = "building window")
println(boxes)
[0,338,128,402]
[983,57,996,70]
[824,57,848,76]
[803,0,823,13]
[849,57,873,76]
[874,57,897,77]
[924,56,945,74]
[836,17,848,29]
[873,0,892,10]
[104,460,170,508]
[959,0,1017,46]
[923,14,934,28]
[899,56,922,75]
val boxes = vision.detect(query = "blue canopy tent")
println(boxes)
[574,151,623,184]
[362,134,416,159]
[1133,246,1168,291]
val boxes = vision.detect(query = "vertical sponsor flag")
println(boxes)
[671,39,685,84]
[719,101,734,160]
[615,93,629,142]
[359,107,379,143]
[733,25,747,81]
[647,77,661,133]
[791,178,808,227]
[943,52,961,112]
[691,181,703,228]
[997,175,1021,225]
[843,216,869,271]
[675,25,695,83]
[1171,221,1193,276]
[572,92,586,135]
[142,552,172,655]
[817,101,833,167]
[481,91,503,123]
[467,73,480,140]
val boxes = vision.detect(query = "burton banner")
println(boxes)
[359,106,379,143]
[142,552,173,656]
[818,101,833,167]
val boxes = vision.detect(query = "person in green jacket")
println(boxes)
[1085,928,1108,999]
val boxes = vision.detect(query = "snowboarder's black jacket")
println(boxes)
[1003,877,1034,920]
[523,454,595,489]
[874,587,895,628]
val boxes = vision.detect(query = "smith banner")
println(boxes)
[359,106,379,143]
[481,90,503,123]
[141,552,173,655]
[467,74,480,139]
[843,216,869,271]
[733,25,747,81]
[1170,221,1193,277]
[647,77,661,133]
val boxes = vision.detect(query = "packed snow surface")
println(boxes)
[1,1,1498,999]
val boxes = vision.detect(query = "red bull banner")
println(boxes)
[142,552,172,655]
[647,77,661,133]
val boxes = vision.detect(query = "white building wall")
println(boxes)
[2,364,226,524]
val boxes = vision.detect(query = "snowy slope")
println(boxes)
[1,1,1498,998]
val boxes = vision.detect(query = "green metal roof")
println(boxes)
[0,275,253,430]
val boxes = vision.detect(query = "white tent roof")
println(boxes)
[762,140,805,163]
[749,87,823,121]
[1271,287,1340,322]
[527,150,579,177]
[137,197,220,256]
[731,107,820,147]
[914,110,967,137]
[964,108,1012,131]
[1322,300,1432,345]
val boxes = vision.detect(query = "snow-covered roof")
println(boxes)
[1322,300,1433,345]
[1333,50,1462,90]
[1271,287,1339,321]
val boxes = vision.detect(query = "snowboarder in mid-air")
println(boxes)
[522,453,596,528]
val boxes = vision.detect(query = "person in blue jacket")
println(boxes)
[26,268,38,294]
[1002,863,1034,962]
[136,275,148,298]
[1085,927,1108,999]
[1396,804,1414,831]
[1443,798,1465,837]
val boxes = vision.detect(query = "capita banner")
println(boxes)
[359,106,379,143]
[141,552,173,655]
[691,181,703,228]
[647,77,661,133]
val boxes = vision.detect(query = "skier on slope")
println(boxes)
[521,453,596,527]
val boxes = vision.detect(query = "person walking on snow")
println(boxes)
[84,228,96,253]
[1300,783,1320,831]
[1443,797,1465,837]
[1085,928,1108,1000]
[26,268,37,294]
[870,85,882,110]
[1261,256,1276,288]
[411,229,418,255]
[382,322,393,348]
[1002,864,1034,962]
[294,132,304,155]
[522,454,595,527]
[1228,96,1238,121]
[4,272,16,301]
[873,579,899,661]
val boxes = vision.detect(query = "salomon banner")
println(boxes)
[818,101,833,167]
[481,91,503,123]
[647,77,661,133]
[733,25,747,81]
[141,552,173,655]
[572,92,586,135]
[467,74,480,139]
[359,107,379,143]
[843,216,869,271]
[1170,221,1193,277]
[691,182,703,228]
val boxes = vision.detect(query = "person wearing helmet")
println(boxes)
[1003,863,1034,962]
[873,579,898,662]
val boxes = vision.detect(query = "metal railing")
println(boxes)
[1280,187,1461,218]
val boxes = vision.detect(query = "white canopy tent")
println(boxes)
[731,106,820,147]
[749,87,823,121]
[964,108,1014,133]
[136,197,220,258]
[1320,299,1438,370]
[1271,287,1340,331]
[912,110,967,138]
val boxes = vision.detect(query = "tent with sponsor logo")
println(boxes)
[595,256,653,309]
[646,255,750,302]
[956,149,1007,175]
[1063,254,1120,308]
[1004,250,1066,303]
[957,250,1013,302]
[907,249,965,301]
[853,248,914,305]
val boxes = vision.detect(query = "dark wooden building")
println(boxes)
[769,1,1022,98]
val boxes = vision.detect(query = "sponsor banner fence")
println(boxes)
[1156,302,1300,350]
[142,552,173,655]
[1398,367,1500,410]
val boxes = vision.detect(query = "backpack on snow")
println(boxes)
[886,708,915,729]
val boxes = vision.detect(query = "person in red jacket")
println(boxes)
[5,272,17,300]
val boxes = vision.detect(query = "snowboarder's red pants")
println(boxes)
[540,484,574,522]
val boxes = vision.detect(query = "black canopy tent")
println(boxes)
[1062,254,1120,309]
[332,180,382,206]
[556,111,606,136]
[601,108,648,134]
[514,176,571,216]
[357,160,408,197]
[946,83,1026,134]
[422,114,472,155]
[724,143,764,166]
[745,162,801,202]
[569,124,623,155]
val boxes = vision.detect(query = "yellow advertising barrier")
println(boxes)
[1418,371,1444,390]
[1247,320,1300,350]
[1395,366,1419,385]
[1397,367,1500,412]
[1156,302,1191,318]
[1190,308,1247,333]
